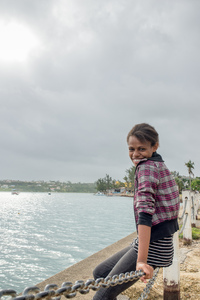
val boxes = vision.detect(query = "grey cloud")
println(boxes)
[0,0,200,182]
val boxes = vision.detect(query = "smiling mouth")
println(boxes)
[132,158,147,164]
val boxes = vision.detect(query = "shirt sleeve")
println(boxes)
[138,212,152,226]
[136,162,160,225]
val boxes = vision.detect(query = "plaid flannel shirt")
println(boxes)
[134,159,180,227]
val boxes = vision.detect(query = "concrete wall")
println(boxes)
[36,232,137,300]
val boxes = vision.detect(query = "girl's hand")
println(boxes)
[136,262,154,283]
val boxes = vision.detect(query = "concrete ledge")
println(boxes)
[117,295,130,300]
[37,232,136,299]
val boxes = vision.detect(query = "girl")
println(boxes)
[93,123,180,300]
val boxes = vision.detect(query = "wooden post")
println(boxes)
[163,232,180,299]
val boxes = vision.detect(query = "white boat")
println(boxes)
[94,191,105,196]
[11,190,19,195]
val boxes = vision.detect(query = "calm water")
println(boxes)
[0,192,135,293]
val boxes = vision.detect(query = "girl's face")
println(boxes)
[128,135,158,166]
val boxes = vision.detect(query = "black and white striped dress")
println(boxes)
[133,235,174,267]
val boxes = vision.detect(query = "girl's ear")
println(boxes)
[153,142,159,152]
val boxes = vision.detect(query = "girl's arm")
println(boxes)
[136,224,154,282]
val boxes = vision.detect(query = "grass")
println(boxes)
[191,227,200,239]
[179,226,200,239]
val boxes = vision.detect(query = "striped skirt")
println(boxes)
[133,235,174,267]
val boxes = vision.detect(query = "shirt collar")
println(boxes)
[147,151,164,162]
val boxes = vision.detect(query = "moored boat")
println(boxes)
[11,189,19,195]
[94,191,105,196]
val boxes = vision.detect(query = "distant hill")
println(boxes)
[0,180,96,193]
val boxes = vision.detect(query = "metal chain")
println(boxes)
[0,269,159,300]
[179,213,188,236]
[137,267,160,300]
[179,197,188,220]
[191,196,195,220]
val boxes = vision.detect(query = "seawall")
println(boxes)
[36,232,137,299]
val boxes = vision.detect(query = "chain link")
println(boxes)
[179,213,188,236]
[0,269,159,300]
[179,197,188,220]
[137,267,160,300]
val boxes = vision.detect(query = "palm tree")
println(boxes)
[123,166,135,193]
[185,160,194,191]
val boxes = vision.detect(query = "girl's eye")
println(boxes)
[140,148,146,151]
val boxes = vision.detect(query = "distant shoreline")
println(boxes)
[0,179,96,193]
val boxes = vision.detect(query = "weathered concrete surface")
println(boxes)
[36,232,136,300]
[117,295,130,300]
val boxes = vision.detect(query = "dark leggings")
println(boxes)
[92,245,139,300]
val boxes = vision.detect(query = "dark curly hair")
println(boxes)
[127,123,159,146]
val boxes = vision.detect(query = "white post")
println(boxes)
[194,193,200,221]
[163,231,180,299]
[196,194,200,222]
[182,190,192,243]
[197,194,200,211]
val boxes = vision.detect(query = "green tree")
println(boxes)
[105,174,113,191]
[191,177,200,192]
[96,178,107,193]
[171,171,184,193]
[175,177,184,193]
[123,166,135,192]
[185,160,195,177]
[95,174,114,193]
[185,160,195,192]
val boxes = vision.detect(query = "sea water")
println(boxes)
[0,192,135,293]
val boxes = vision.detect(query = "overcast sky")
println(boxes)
[0,0,199,183]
